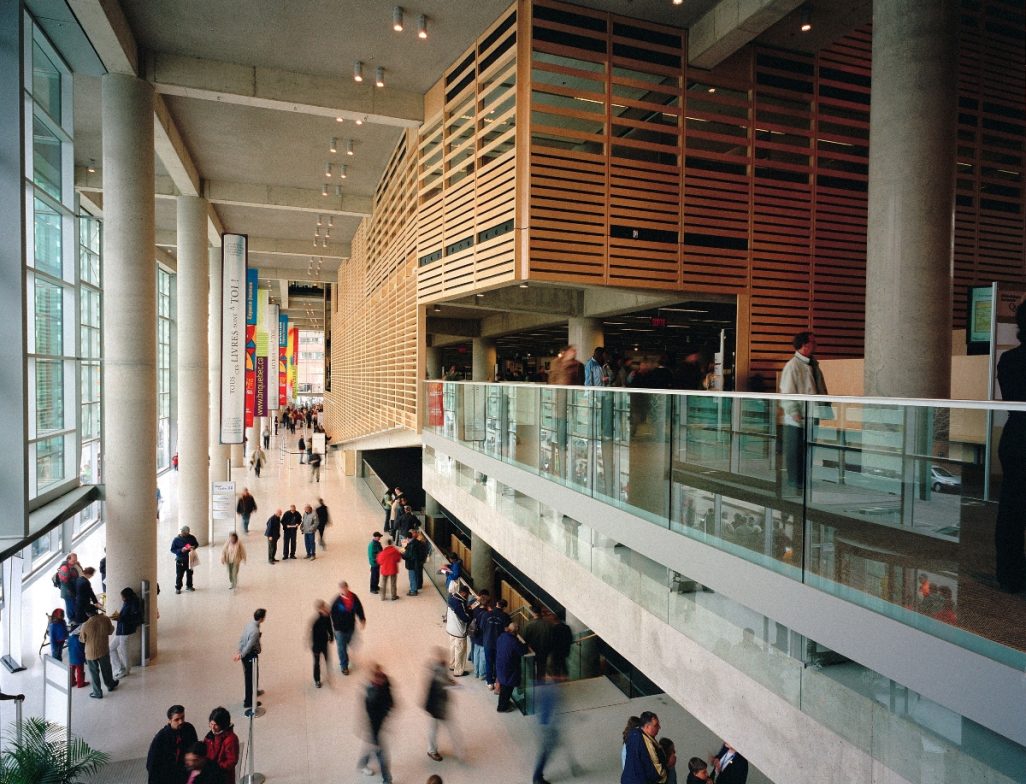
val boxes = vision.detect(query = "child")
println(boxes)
[66,625,88,688]
[48,608,68,661]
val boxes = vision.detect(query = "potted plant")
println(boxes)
[1,717,109,783]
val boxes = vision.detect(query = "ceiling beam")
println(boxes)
[426,317,481,338]
[688,0,804,69]
[76,168,372,218]
[249,263,339,285]
[145,51,424,128]
[155,231,349,259]
[444,286,584,316]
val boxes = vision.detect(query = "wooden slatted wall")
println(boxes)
[416,5,519,301]
[953,0,1025,327]
[323,132,419,444]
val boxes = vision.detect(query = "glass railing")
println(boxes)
[424,381,1026,672]
[423,444,1026,784]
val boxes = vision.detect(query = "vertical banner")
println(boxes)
[288,326,299,398]
[266,302,279,413]
[278,314,288,407]
[219,234,247,443]
[244,269,258,428]
[255,289,270,417]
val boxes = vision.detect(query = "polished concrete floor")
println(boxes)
[0,430,760,784]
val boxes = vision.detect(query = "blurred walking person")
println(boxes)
[220,532,247,590]
[357,664,394,784]
[311,599,333,688]
[424,647,463,762]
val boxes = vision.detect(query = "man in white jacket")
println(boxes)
[779,331,828,492]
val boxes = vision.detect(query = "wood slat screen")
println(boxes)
[415,5,519,301]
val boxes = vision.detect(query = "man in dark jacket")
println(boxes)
[315,498,330,548]
[280,504,302,559]
[236,488,257,534]
[311,600,333,688]
[330,581,366,675]
[483,599,511,690]
[368,532,383,594]
[395,505,417,546]
[146,704,198,784]
[182,742,221,784]
[170,526,199,594]
[548,618,573,678]
[523,605,552,682]
[402,534,426,595]
[264,509,282,563]
[357,664,394,783]
[711,742,748,784]
[495,621,527,712]
[73,567,100,623]
[424,646,461,761]
[622,711,666,784]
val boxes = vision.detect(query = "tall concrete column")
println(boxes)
[471,338,496,382]
[101,74,158,655]
[208,246,231,485]
[176,196,210,544]
[864,0,957,397]
[470,530,496,594]
[568,317,604,356]
[425,346,442,380]
[231,443,245,468]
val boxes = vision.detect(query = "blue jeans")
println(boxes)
[241,513,251,533]
[407,569,419,593]
[334,630,354,670]
[304,532,316,557]
[473,643,487,678]
[357,742,391,783]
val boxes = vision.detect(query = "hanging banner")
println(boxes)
[278,314,289,408]
[219,234,247,443]
[244,269,258,428]
[255,290,270,417]
[266,303,279,412]
[288,326,299,397]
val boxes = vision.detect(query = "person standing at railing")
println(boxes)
[483,599,511,691]
[445,585,472,676]
[469,589,491,680]
[995,300,1026,594]
[495,621,526,713]
[779,331,828,494]
[523,605,552,683]
[548,617,572,679]
[368,532,383,594]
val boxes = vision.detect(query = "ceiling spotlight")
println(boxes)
[346,139,355,156]
[519,283,529,289]
[317,214,323,227]
[800,4,812,32]
[353,60,364,82]
[673,0,683,4]
[433,304,442,312]
[356,116,365,126]
[375,66,385,88]
[328,216,334,228]
[392,6,404,32]
[475,293,484,298]
[322,237,327,248]
[339,164,348,179]
[335,184,343,197]
[708,86,716,93]
[417,14,428,39]
[335,116,344,123]
[329,137,338,153]
[87,158,97,174]
[321,184,329,196]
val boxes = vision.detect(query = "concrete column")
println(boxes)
[568,317,604,357]
[471,338,496,382]
[176,196,210,545]
[864,0,957,397]
[208,246,231,485]
[101,74,158,656]
[470,530,496,594]
[425,346,442,380]
[424,493,441,518]
[231,443,245,468]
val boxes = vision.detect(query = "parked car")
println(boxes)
[930,465,962,493]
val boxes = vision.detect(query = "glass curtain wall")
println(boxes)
[157,266,173,470]
[24,15,76,505]
[79,215,101,487]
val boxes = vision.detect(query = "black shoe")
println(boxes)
[269,560,277,564]
[109,681,119,691]
[175,588,181,594]
[244,708,256,717]
[315,681,322,688]
[186,586,195,592]
[89,693,103,699]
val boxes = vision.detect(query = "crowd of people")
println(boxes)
[621,712,749,784]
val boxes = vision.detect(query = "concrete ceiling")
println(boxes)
[71,0,870,332]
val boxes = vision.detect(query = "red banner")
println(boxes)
[427,382,444,427]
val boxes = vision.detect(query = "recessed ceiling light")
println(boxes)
[321,184,329,196]
[325,162,333,178]
[519,284,528,288]
[353,61,364,82]
[335,115,344,123]
[417,14,428,39]
[329,137,338,154]
[346,139,355,156]
[87,158,96,174]
[375,66,385,88]
[800,4,812,32]
[392,6,404,32]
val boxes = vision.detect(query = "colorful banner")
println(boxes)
[244,268,258,428]
[220,235,247,443]
[255,290,270,417]
[278,314,288,408]
[287,326,299,398]
[427,382,444,427]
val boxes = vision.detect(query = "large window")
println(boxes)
[25,16,75,501]
[79,215,101,484]
[157,266,174,470]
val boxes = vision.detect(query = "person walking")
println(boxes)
[368,531,383,594]
[445,585,471,677]
[424,647,463,762]
[357,664,394,784]
[301,504,318,560]
[533,676,581,784]
[233,608,266,717]
[171,526,200,594]
[236,489,257,535]
[496,620,527,712]
[389,490,404,536]
[261,425,270,449]
[311,599,333,688]
[77,609,118,699]
[280,504,302,560]
[470,590,491,679]
[146,705,198,784]
[376,537,403,601]
[298,435,306,464]
[309,449,322,482]
[329,581,366,676]
[220,532,247,590]
[250,445,266,477]
[204,707,240,784]
[109,587,143,679]
[264,509,282,564]
[315,498,330,549]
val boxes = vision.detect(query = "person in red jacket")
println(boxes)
[376,537,403,601]
[204,706,240,784]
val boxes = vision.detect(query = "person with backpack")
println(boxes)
[110,587,143,679]
[55,552,83,618]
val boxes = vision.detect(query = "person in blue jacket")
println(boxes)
[621,711,667,784]
[482,599,510,691]
[48,608,68,661]
[495,620,526,712]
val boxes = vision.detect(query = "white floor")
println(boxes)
[0,430,765,784]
